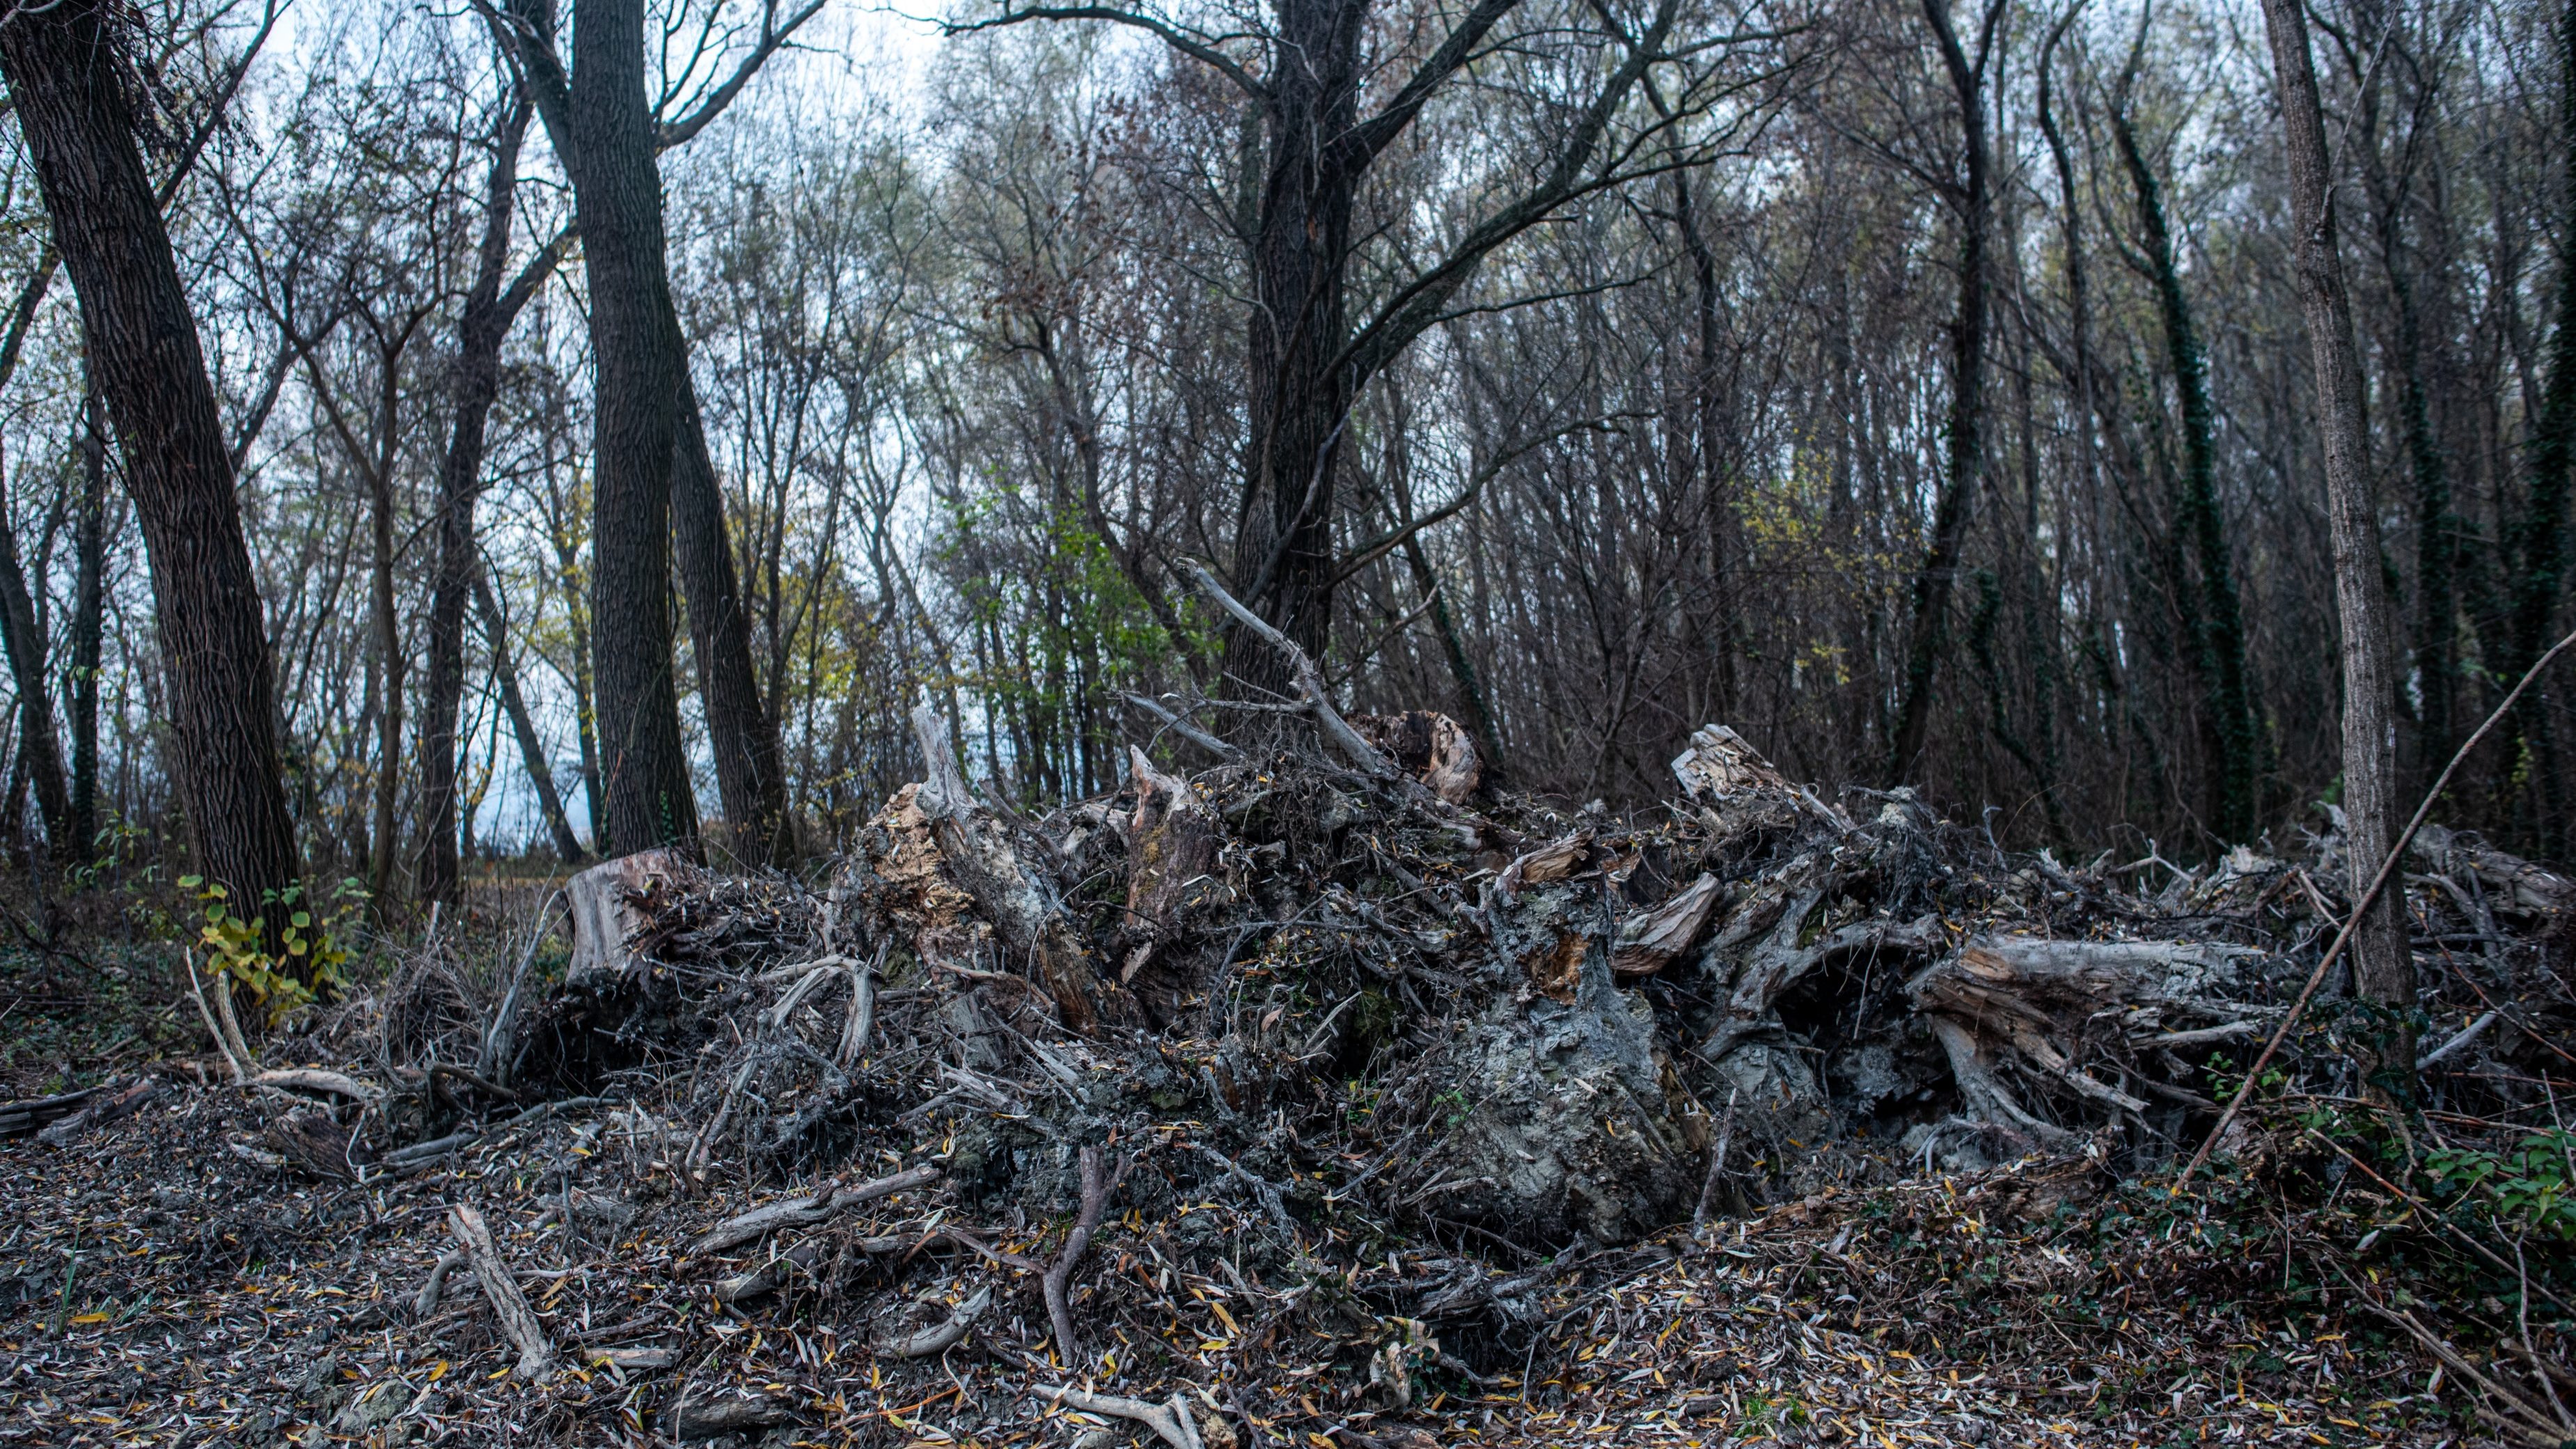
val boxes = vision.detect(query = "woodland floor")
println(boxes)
[0,958,2470,1449]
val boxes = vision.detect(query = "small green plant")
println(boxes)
[182,875,359,1019]
[2423,1129,2576,1242]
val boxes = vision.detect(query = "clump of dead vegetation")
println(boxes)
[4,616,2573,1448]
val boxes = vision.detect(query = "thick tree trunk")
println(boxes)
[0,0,299,947]
[2260,0,2417,1095]
[567,0,698,856]
[1223,0,1363,702]
[420,96,544,905]
[671,375,792,865]
[366,378,404,907]
[473,563,588,864]
[1888,0,1997,783]
[2112,109,2261,844]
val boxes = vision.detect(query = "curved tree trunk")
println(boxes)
[672,375,792,866]
[0,0,299,956]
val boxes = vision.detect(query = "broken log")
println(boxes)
[1612,872,1723,979]
[35,1076,163,1146]
[0,1086,97,1141]
[689,1163,941,1255]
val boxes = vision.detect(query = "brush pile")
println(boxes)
[6,673,2573,1446]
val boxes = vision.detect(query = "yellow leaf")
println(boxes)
[68,1313,107,1325]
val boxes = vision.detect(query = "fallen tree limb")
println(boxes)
[255,1067,381,1102]
[690,1163,941,1255]
[36,1076,164,1146]
[1043,1145,1126,1364]
[1040,1383,1204,1449]
[1177,559,1395,779]
[890,1283,994,1357]
[447,1203,555,1379]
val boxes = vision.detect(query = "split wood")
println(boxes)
[1044,1145,1130,1364]
[2178,625,2576,1189]
[446,1203,556,1379]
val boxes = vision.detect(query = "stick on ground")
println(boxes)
[1042,1145,1126,1364]
[447,1204,555,1379]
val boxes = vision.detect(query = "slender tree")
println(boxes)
[2259,0,2415,1092]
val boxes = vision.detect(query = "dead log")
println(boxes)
[889,1282,994,1357]
[670,1388,795,1438]
[447,1204,555,1379]
[34,1076,163,1146]
[1,1086,97,1141]
[907,702,1136,1033]
[255,1067,382,1102]
[1351,710,1484,804]
[564,848,682,985]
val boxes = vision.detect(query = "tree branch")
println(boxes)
[944,6,1270,104]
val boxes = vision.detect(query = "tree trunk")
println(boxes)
[2259,0,2417,1095]
[0,0,300,950]
[2112,108,2261,844]
[420,93,548,905]
[66,382,104,857]
[1222,0,1363,702]
[1888,0,1999,784]
[473,562,588,865]
[366,371,404,908]
[2502,0,2576,856]
[671,374,792,865]
[0,454,71,859]
[567,0,698,856]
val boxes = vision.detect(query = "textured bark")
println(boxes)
[421,93,547,904]
[0,0,299,942]
[0,463,70,857]
[65,384,104,856]
[566,0,698,856]
[2260,0,2417,1092]
[2112,107,2261,844]
[1888,0,2002,783]
[672,375,792,866]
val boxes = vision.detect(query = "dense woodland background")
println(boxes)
[0,0,2569,914]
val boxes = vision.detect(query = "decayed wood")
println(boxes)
[1612,872,1723,979]
[1042,1145,1125,1364]
[670,1388,794,1437]
[0,1086,97,1140]
[447,1203,555,1379]
[1041,1384,1206,1449]
[907,701,1133,1033]
[689,1163,941,1255]
[255,1067,382,1102]
[1124,746,1218,970]
[890,1283,993,1357]
[1352,710,1483,804]
[1177,560,1397,779]
[564,847,681,985]
[36,1076,162,1146]
[267,1111,359,1180]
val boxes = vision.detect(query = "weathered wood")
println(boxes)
[1124,746,1218,971]
[689,1163,941,1255]
[1043,1145,1123,1364]
[448,1203,555,1379]
[564,848,682,985]
[907,703,1133,1032]
[1040,1384,1205,1449]
[0,1086,97,1141]
[35,1076,162,1146]
[1612,872,1723,979]
[255,1067,382,1102]
[889,1282,993,1357]
[1352,710,1484,804]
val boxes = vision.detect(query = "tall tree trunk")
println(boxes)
[366,374,404,907]
[2112,107,2261,845]
[66,382,104,857]
[1889,0,2002,783]
[0,454,71,859]
[0,0,300,952]
[671,374,792,864]
[473,561,588,865]
[2260,0,2417,1095]
[1223,0,1364,701]
[2502,0,2576,855]
[565,0,698,856]
[420,93,559,904]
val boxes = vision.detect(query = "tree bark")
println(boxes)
[565,0,698,856]
[671,374,792,865]
[66,382,104,857]
[2112,105,2261,844]
[0,0,300,946]
[2259,0,2417,1094]
[0,450,71,859]
[420,91,560,903]
[1888,0,2004,784]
